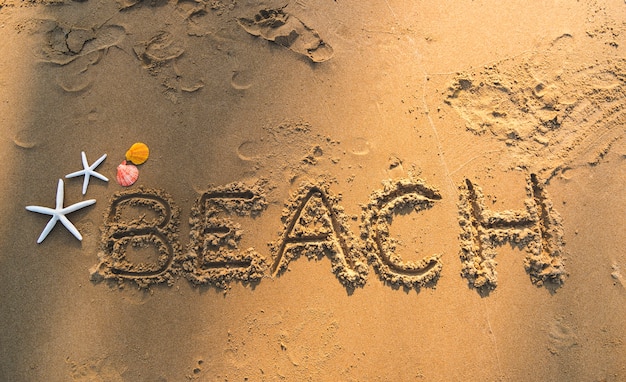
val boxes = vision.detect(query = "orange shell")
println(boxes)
[116,160,139,187]
[125,142,149,165]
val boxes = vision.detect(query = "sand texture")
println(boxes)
[1,0,625,381]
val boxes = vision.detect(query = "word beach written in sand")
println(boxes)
[90,175,566,292]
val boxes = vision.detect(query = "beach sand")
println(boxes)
[1,0,625,380]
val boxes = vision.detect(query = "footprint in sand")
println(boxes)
[67,357,124,382]
[231,70,254,90]
[547,316,578,355]
[237,8,334,63]
[38,22,125,92]
[54,52,100,92]
[12,128,39,149]
[133,31,184,67]
[134,31,204,98]
[237,140,263,160]
[40,23,125,65]
[346,137,371,156]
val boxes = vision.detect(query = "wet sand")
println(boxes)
[0,0,625,380]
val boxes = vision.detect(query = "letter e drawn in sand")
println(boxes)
[90,188,183,288]
[269,182,369,289]
[458,174,566,294]
[184,181,269,289]
[361,178,444,290]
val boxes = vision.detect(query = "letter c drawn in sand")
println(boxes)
[361,178,443,289]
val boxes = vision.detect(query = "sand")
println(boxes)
[0,0,625,380]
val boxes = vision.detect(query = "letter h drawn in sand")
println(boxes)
[90,188,183,288]
[269,182,369,288]
[458,174,566,293]
[184,182,269,288]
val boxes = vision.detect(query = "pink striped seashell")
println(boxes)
[116,160,139,187]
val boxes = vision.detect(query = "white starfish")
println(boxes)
[65,151,108,195]
[25,179,96,243]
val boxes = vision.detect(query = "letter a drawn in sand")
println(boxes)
[269,182,368,288]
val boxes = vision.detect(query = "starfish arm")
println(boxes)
[55,179,64,210]
[59,215,83,241]
[65,169,86,178]
[61,199,96,214]
[91,153,107,169]
[26,205,56,215]
[82,174,91,195]
[91,171,109,182]
[37,215,60,243]
[81,151,89,168]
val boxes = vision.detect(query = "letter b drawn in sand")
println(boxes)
[90,188,183,288]
[458,174,566,293]
[269,182,369,288]
[184,182,269,288]
[361,178,444,289]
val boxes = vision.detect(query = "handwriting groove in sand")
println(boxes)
[269,182,369,288]
[458,175,566,291]
[91,175,566,291]
[184,181,269,288]
[361,178,444,289]
[90,187,183,288]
